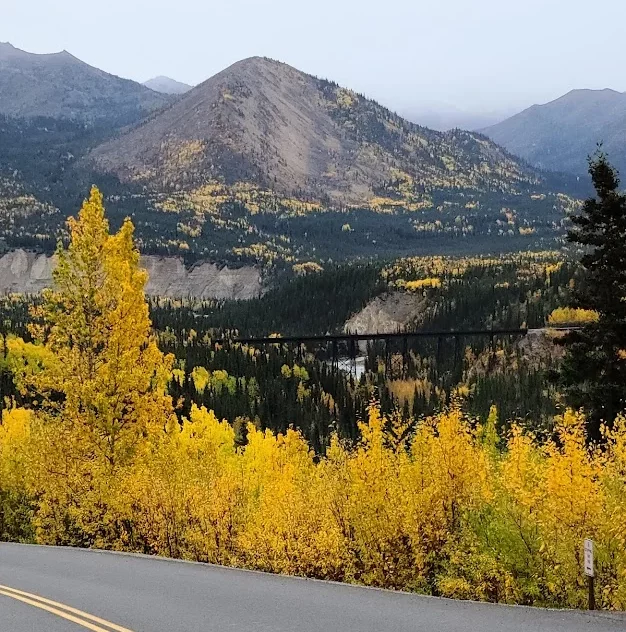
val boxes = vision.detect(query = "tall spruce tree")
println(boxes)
[558,153,626,439]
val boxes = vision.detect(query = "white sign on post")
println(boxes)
[584,539,594,577]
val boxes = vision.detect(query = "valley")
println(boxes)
[2,24,626,621]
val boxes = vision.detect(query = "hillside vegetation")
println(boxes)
[4,398,626,610]
[0,187,625,610]
[0,249,578,449]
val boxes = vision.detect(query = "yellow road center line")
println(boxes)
[0,584,134,632]
[0,589,113,632]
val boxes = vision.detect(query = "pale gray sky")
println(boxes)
[4,0,626,118]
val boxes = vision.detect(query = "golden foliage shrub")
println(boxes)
[3,403,626,609]
[548,307,600,325]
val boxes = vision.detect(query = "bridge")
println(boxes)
[214,327,575,377]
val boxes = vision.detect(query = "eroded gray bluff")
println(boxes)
[0,250,262,300]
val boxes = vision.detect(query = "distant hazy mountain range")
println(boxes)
[143,76,192,95]
[0,41,170,125]
[401,106,513,132]
[0,42,542,208]
[483,89,626,177]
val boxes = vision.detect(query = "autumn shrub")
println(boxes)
[123,406,243,562]
[0,409,35,542]
[3,402,626,609]
[548,307,599,326]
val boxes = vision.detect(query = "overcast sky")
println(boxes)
[4,0,626,119]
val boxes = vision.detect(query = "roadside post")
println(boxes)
[584,538,595,610]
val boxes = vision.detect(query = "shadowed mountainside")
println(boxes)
[0,42,171,125]
[483,89,626,176]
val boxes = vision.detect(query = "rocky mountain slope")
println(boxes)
[89,56,544,207]
[344,291,426,334]
[0,42,171,124]
[143,76,192,95]
[483,89,626,176]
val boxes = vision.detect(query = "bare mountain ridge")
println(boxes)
[0,42,171,124]
[483,88,626,176]
[89,56,543,206]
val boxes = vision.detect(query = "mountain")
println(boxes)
[0,55,582,265]
[0,42,171,125]
[88,56,544,206]
[483,89,626,176]
[143,76,192,95]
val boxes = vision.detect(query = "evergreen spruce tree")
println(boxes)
[558,153,626,439]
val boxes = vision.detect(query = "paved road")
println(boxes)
[0,543,624,632]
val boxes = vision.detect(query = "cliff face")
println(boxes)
[0,249,53,294]
[141,256,262,299]
[344,292,426,334]
[0,250,262,300]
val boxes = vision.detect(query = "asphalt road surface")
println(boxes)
[1,543,624,632]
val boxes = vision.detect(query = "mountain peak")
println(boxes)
[205,56,296,84]
[143,75,192,95]
[90,57,539,206]
[0,42,27,58]
[565,87,622,96]
[231,55,277,68]
[558,87,625,103]
[0,43,86,69]
[483,87,626,176]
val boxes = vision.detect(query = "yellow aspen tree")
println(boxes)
[601,416,626,609]
[27,186,174,470]
[539,411,603,607]
[0,408,36,541]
